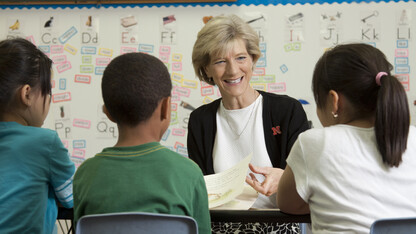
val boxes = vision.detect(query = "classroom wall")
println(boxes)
[1,0,414,166]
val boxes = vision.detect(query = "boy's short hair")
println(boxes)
[102,52,172,126]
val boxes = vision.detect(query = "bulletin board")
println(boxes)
[0,0,414,167]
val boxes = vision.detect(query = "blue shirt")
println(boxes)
[0,122,75,234]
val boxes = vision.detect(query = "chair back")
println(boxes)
[370,217,416,234]
[76,212,198,234]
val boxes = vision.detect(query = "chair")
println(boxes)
[75,212,198,234]
[370,217,416,234]
[57,207,75,234]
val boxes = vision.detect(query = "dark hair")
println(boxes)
[0,38,52,115]
[312,43,409,167]
[102,52,172,126]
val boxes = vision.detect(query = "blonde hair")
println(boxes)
[192,14,261,85]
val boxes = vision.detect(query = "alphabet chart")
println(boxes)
[1,0,414,167]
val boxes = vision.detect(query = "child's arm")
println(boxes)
[49,133,76,208]
[277,165,309,214]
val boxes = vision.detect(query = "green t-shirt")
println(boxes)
[74,142,211,234]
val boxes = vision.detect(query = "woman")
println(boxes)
[277,43,416,233]
[188,14,309,233]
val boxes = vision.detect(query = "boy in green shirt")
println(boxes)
[73,52,211,234]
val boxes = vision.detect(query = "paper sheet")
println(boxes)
[204,153,253,208]
[210,185,258,210]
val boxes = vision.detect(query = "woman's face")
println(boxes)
[204,38,253,99]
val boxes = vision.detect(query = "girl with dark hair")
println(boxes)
[0,38,75,233]
[277,43,416,234]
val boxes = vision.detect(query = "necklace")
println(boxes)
[222,91,258,137]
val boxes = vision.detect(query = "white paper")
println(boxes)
[210,185,258,210]
[204,153,253,208]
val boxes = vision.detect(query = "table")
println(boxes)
[58,207,310,234]
[59,207,311,224]
[210,209,311,224]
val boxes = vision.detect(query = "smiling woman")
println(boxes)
[188,14,310,233]
[204,38,255,107]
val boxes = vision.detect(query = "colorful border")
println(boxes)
[0,0,413,10]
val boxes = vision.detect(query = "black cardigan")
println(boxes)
[187,90,310,175]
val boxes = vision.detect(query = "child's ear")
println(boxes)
[160,96,171,121]
[328,90,340,114]
[20,84,33,107]
[102,105,116,123]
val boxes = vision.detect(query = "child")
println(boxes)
[277,43,416,233]
[0,38,75,233]
[73,52,211,234]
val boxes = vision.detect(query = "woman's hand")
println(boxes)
[245,163,284,196]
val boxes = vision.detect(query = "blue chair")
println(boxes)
[76,212,198,234]
[370,217,416,234]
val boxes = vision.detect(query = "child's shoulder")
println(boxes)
[159,147,203,174]
[297,127,326,143]
[27,126,60,142]
[2,122,58,139]
[32,126,57,135]
[408,125,416,141]
[410,125,416,134]
[160,147,193,162]
[74,156,94,173]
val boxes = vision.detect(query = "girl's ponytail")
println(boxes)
[375,73,410,167]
